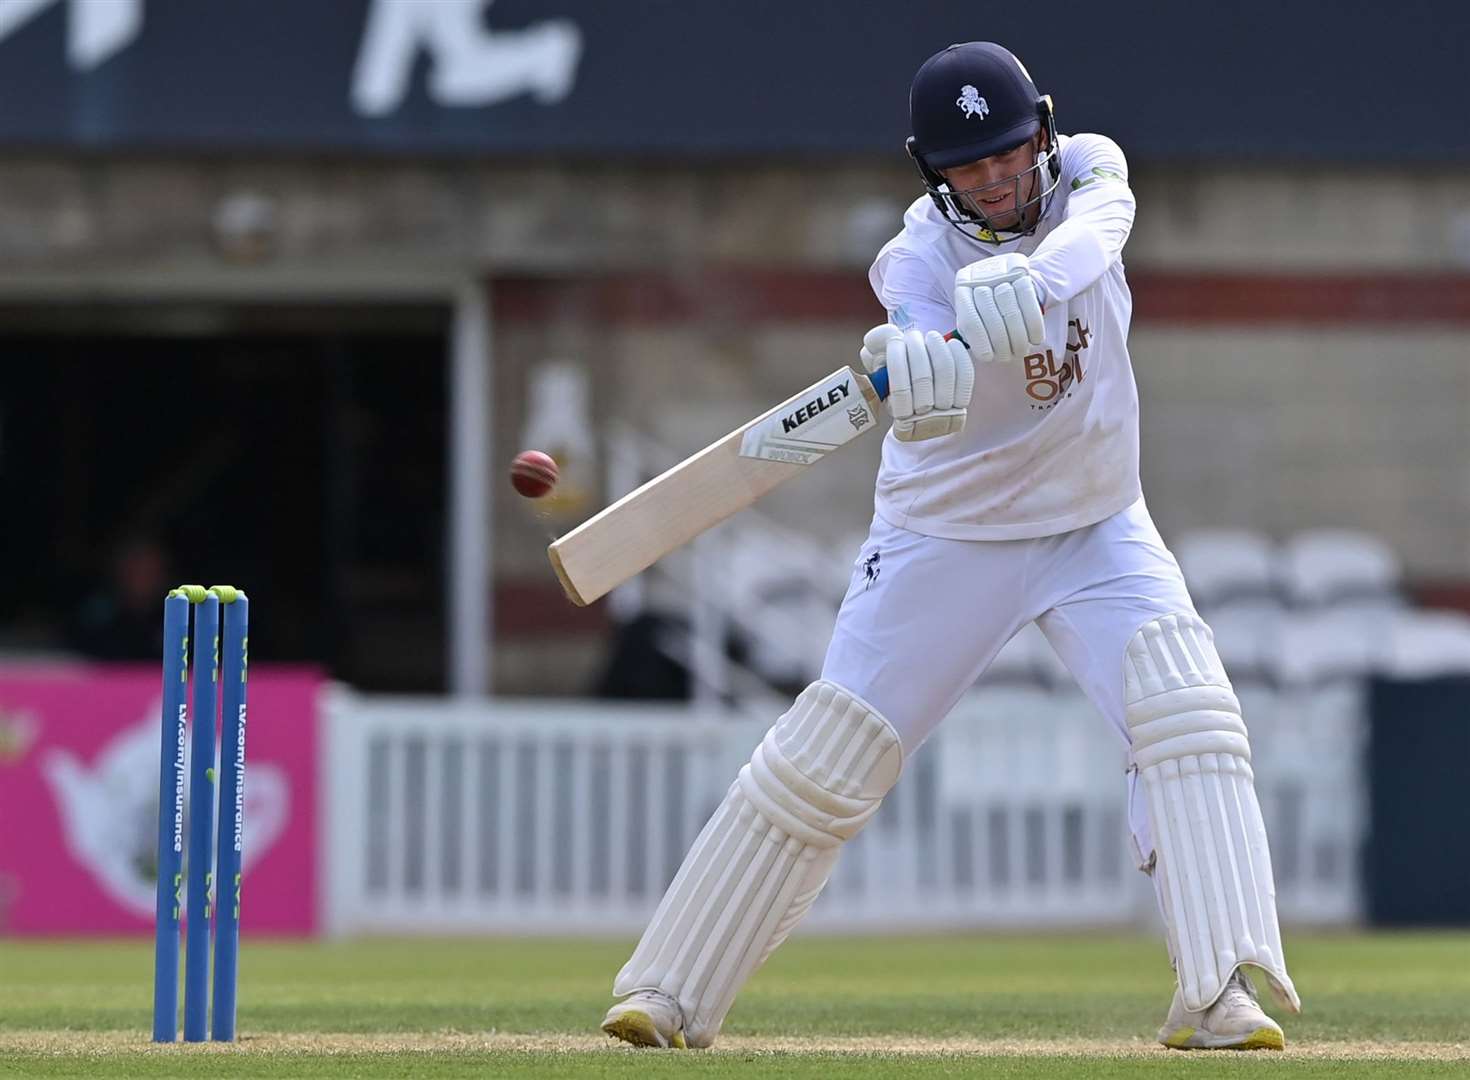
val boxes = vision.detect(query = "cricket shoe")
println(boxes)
[601,990,688,1048]
[1157,969,1285,1050]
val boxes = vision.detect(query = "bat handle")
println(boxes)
[867,366,889,400]
[864,329,963,403]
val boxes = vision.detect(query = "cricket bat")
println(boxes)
[548,365,890,606]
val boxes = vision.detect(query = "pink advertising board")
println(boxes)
[0,665,321,936]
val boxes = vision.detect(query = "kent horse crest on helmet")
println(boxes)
[907,42,1061,244]
[956,85,989,119]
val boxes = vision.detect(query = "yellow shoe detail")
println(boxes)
[601,1009,686,1049]
[1239,1026,1285,1051]
[1161,1024,1285,1051]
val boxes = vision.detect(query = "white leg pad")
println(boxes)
[613,680,903,1047]
[1126,614,1301,1015]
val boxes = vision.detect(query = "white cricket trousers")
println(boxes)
[820,496,1199,862]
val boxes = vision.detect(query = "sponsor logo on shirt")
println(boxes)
[1025,319,1091,409]
[1071,166,1126,192]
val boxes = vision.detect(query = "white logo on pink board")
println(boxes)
[0,667,322,935]
[40,712,288,918]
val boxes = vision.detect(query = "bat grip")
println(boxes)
[867,367,889,400]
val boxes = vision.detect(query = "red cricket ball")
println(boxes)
[510,450,559,499]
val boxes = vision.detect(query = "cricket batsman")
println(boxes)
[600,41,1299,1051]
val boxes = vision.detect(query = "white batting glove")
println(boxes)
[954,253,1046,363]
[859,323,975,442]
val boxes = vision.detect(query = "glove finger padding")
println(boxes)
[903,330,934,414]
[952,290,994,364]
[860,324,902,375]
[885,334,913,421]
[948,335,975,409]
[1012,275,1046,344]
[954,252,1046,361]
[926,330,955,409]
[967,285,1010,362]
[862,323,968,442]
[992,282,1034,357]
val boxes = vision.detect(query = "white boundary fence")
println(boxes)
[321,685,1363,936]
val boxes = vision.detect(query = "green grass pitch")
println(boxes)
[2,932,1469,1077]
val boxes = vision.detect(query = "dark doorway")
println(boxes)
[0,302,450,691]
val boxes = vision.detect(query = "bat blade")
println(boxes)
[548,365,884,606]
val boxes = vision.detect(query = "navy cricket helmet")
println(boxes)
[906,42,1061,243]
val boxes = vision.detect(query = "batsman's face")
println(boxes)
[942,134,1043,232]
